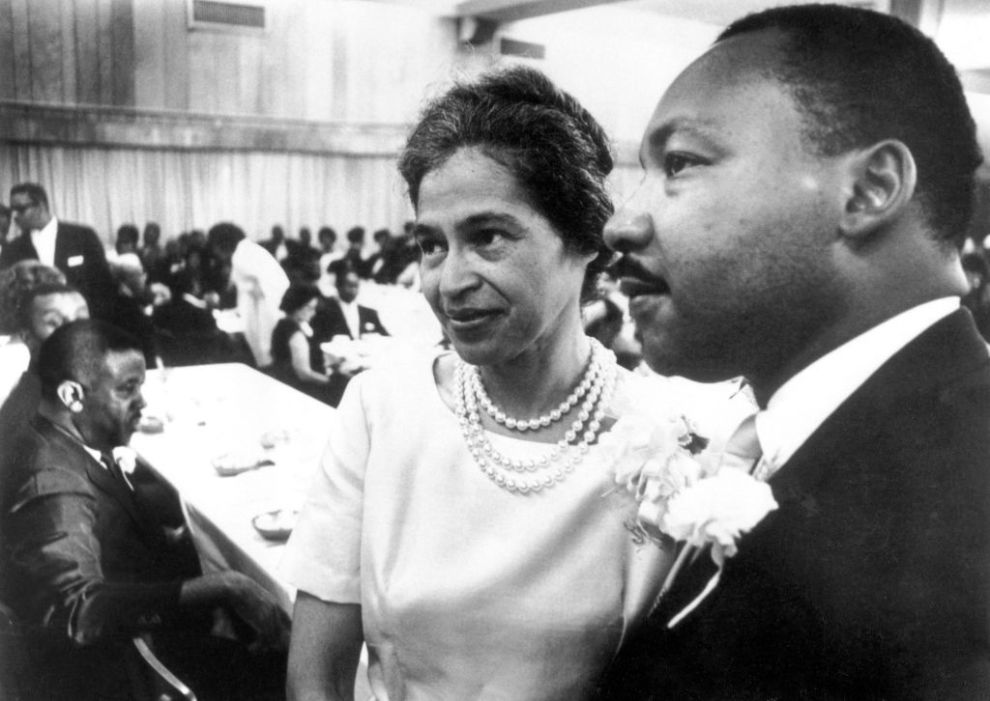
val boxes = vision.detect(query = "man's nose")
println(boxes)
[604,203,655,254]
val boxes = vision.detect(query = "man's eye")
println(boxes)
[663,153,699,177]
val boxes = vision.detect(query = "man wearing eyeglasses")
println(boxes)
[0,182,117,319]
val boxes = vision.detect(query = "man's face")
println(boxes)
[606,29,847,384]
[10,193,49,234]
[337,272,360,303]
[76,349,146,451]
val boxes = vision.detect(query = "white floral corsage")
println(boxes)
[603,407,777,564]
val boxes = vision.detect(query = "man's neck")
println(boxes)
[37,401,104,452]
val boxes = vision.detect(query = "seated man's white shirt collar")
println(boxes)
[31,216,59,267]
[755,297,960,475]
[340,299,360,338]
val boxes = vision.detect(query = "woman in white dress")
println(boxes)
[284,67,673,701]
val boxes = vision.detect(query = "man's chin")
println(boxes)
[640,336,737,383]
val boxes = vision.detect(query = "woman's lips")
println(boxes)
[444,308,503,332]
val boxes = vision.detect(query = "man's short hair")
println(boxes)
[9,183,50,210]
[718,4,983,247]
[206,222,246,256]
[38,319,142,399]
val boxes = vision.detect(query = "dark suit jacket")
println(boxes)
[311,296,388,343]
[0,221,118,318]
[0,415,204,698]
[598,309,990,700]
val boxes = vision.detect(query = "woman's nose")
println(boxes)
[438,250,479,298]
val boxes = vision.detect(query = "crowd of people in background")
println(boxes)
[0,183,653,417]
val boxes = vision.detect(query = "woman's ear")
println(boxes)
[56,381,85,413]
[838,139,917,242]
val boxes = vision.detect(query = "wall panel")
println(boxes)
[0,0,14,101]
[73,0,102,105]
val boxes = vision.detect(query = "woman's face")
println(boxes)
[26,291,90,346]
[415,147,592,368]
[294,297,319,323]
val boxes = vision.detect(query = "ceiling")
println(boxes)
[385,0,990,88]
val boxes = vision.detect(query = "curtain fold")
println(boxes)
[0,144,412,244]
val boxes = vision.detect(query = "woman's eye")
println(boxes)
[663,153,699,177]
[417,237,446,257]
[473,229,502,247]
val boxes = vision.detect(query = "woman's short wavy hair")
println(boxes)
[0,260,66,335]
[398,66,614,301]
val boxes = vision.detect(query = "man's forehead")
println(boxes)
[642,29,795,146]
[96,349,146,380]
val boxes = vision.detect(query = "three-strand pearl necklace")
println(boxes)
[454,338,618,495]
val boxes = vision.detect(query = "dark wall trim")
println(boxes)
[0,101,408,156]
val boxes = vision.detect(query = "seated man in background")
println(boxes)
[0,320,289,701]
[314,261,389,406]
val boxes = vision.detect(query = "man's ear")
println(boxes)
[839,140,917,242]
[56,381,85,413]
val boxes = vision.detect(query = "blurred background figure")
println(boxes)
[0,183,118,321]
[208,222,289,367]
[114,223,140,257]
[0,275,89,447]
[269,283,334,403]
[961,251,990,341]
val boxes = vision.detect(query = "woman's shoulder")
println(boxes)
[348,344,448,405]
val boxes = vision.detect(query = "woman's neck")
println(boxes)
[478,325,591,419]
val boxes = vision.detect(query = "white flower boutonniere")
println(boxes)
[660,468,777,565]
[112,446,138,475]
[606,406,777,563]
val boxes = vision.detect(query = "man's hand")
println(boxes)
[225,571,291,652]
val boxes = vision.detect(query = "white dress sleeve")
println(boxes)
[281,374,370,603]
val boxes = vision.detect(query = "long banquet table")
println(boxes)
[131,363,373,699]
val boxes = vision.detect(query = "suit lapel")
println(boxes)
[36,417,165,546]
[653,309,989,629]
[53,223,68,270]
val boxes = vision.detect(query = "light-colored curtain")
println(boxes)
[0,144,413,244]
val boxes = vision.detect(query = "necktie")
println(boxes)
[719,412,763,475]
[101,452,134,491]
[655,412,765,628]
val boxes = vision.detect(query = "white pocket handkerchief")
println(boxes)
[67,254,84,267]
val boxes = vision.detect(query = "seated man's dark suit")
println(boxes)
[0,415,282,700]
[0,222,118,319]
[311,297,389,406]
[598,309,990,700]
[311,296,389,342]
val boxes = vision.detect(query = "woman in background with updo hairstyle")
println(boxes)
[284,66,672,701]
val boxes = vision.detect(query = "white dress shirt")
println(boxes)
[31,216,59,267]
[754,297,960,477]
[339,299,361,339]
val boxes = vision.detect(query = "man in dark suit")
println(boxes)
[314,263,389,342]
[0,320,289,700]
[599,5,990,699]
[312,263,389,406]
[0,183,118,319]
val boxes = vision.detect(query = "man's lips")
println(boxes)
[610,256,670,298]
